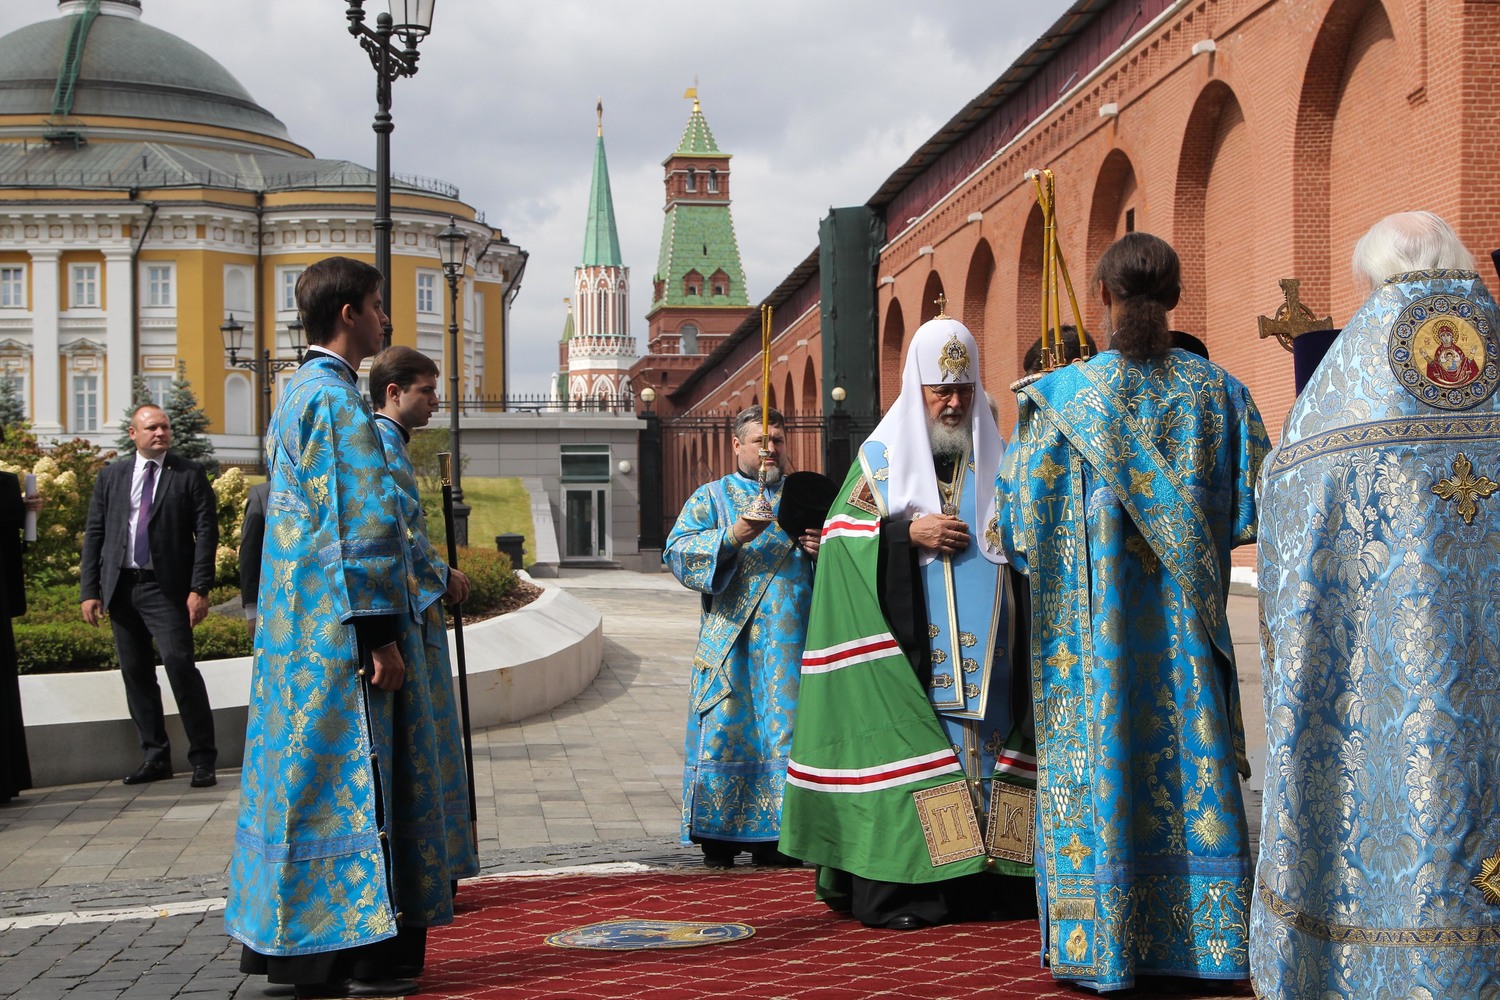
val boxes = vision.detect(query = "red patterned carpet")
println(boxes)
[418,867,1255,999]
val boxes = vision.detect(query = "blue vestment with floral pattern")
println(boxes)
[664,473,813,845]
[226,355,473,957]
[1253,269,1500,998]
[1000,349,1268,992]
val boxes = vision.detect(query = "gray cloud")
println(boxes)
[0,1,1058,394]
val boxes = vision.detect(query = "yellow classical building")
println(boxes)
[0,0,525,463]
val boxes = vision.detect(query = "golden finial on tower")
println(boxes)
[596,98,603,136]
[684,77,700,112]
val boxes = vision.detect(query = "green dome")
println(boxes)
[0,3,292,147]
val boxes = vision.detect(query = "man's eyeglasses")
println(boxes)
[923,384,974,401]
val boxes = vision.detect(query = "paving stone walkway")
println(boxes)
[0,570,1266,999]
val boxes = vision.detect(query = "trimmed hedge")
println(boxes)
[18,546,515,674]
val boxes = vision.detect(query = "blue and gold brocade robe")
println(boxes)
[1000,349,1268,992]
[373,416,479,909]
[664,473,813,844]
[226,356,472,958]
[1253,270,1500,998]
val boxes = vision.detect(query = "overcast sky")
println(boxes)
[1,1,1064,395]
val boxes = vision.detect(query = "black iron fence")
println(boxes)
[437,394,637,415]
[642,408,878,547]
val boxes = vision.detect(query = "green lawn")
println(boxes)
[244,472,534,564]
[432,476,536,564]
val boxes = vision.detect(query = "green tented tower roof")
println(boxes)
[674,99,727,158]
[652,97,746,311]
[581,107,623,267]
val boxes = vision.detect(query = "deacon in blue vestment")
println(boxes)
[665,406,817,868]
[1253,212,1500,998]
[1001,233,1269,992]
[228,258,472,999]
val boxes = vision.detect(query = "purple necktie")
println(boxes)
[134,460,155,568]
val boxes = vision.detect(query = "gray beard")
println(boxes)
[929,421,971,458]
[741,463,783,486]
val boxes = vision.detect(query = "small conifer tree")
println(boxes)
[162,362,218,475]
[115,374,154,454]
[0,370,25,431]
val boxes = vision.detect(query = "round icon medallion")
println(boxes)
[1388,293,1499,409]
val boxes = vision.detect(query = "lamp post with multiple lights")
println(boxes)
[220,314,306,447]
[345,0,438,349]
[436,217,470,546]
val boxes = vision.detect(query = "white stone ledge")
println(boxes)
[18,583,603,789]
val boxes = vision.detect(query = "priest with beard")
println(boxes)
[780,315,1036,930]
[664,406,818,868]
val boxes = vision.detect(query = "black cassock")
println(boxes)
[0,471,31,805]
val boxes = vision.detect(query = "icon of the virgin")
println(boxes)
[1426,321,1480,386]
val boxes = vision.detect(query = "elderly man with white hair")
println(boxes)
[780,314,1036,930]
[1252,211,1500,998]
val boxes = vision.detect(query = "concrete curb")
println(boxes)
[18,583,604,787]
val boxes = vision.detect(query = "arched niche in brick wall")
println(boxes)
[962,238,995,348]
[1329,1,1408,323]
[801,357,817,417]
[1174,79,1244,355]
[1087,149,1138,339]
[881,298,907,406]
[1176,81,1236,340]
[1293,0,1405,322]
[920,271,946,325]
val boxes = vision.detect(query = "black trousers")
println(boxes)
[109,578,216,769]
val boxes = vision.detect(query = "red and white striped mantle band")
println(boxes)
[822,515,880,542]
[786,749,962,793]
[800,633,903,675]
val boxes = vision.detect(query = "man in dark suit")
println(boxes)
[238,481,270,636]
[81,403,219,787]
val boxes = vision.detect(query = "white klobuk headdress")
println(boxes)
[866,317,1006,565]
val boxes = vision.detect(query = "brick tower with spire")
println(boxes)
[566,100,636,408]
[629,89,753,410]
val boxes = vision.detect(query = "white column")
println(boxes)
[104,248,134,431]
[29,249,62,438]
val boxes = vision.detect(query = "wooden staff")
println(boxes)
[438,452,478,850]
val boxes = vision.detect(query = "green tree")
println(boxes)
[0,371,24,431]
[162,361,218,475]
[115,374,153,453]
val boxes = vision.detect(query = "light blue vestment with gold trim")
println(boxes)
[373,416,479,903]
[664,473,813,844]
[227,355,474,957]
[1000,349,1268,992]
[1253,269,1500,998]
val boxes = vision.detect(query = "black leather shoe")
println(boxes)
[882,914,934,931]
[190,766,217,788]
[750,848,802,867]
[295,977,420,998]
[122,761,172,785]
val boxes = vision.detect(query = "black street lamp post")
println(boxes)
[437,217,469,546]
[221,314,306,448]
[345,1,438,349]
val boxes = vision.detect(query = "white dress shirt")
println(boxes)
[124,452,163,570]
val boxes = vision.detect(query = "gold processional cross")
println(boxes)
[1258,278,1333,351]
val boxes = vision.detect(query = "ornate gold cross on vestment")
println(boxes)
[1433,453,1498,525]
